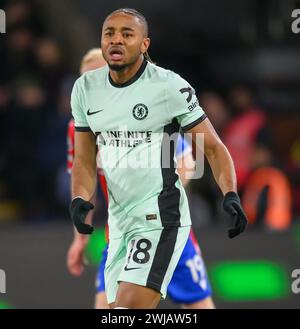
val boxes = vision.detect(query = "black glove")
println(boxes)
[69,197,94,234]
[222,192,248,239]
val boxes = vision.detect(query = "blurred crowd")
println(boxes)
[192,87,300,232]
[0,0,299,230]
[0,0,73,218]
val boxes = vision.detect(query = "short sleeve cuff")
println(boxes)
[181,114,207,132]
[75,126,92,132]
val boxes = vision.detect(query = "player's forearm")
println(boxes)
[71,156,97,201]
[205,141,237,195]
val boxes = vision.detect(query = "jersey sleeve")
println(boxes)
[70,78,91,131]
[167,72,206,131]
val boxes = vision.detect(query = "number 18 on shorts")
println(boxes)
[104,226,191,304]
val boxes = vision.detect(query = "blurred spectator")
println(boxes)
[5,0,31,28]
[36,76,72,216]
[199,91,230,134]
[242,141,292,231]
[34,38,66,103]
[0,85,12,180]
[223,86,268,190]
[36,76,73,171]
[5,79,48,218]
[3,26,36,82]
[4,0,46,35]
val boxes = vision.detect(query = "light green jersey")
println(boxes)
[71,60,206,235]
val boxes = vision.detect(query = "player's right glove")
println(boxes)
[222,191,248,239]
[69,197,94,234]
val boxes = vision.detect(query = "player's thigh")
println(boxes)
[115,226,190,307]
[113,282,161,309]
[104,237,127,305]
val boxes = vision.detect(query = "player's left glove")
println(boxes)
[222,191,248,239]
[69,197,94,234]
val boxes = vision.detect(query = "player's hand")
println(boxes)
[67,238,88,276]
[222,191,248,239]
[69,197,94,234]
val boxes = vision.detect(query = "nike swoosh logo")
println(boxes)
[87,109,104,116]
[124,265,141,271]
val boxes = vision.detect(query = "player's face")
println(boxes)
[101,13,150,71]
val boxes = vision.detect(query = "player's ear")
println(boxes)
[141,37,150,54]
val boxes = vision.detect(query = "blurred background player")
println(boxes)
[66,48,214,309]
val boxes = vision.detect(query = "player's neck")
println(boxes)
[109,56,145,85]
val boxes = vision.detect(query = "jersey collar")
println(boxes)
[108,59,148,88]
